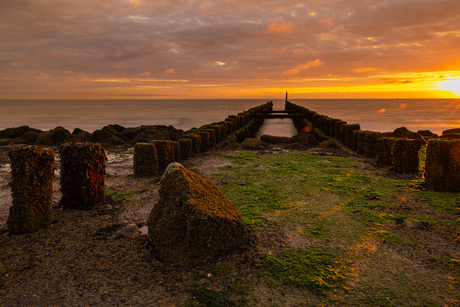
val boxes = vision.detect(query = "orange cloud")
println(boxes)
[282,59,324,76]
[36,51,61,58]
[276,48,286,54]
[265,21,294,34]
[139,71,151,76]
[351,67,380,72]
[293,49,305,55]
[165,68,175,74]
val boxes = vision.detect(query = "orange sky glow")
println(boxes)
[1,0,459,99]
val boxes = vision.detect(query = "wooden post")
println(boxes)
[7,146,55,234]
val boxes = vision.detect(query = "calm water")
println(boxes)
[1,98,460,136]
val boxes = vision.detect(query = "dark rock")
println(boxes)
[284,142,306,150]
[442,128,460,136]
[36,127,73,146]
[417,130,438,138]
[223,139,241,150]
[72,131,95,143]
[148,163,248,266]
[92,129,125,146]
[11,131,39,144]
[290,133,318,147]
[318,140,341,149]
[0,125,30,139]
[131,129,170,144]
[110,224,141,240]
[240,138,267,150]
[260,134,290,144]
[389,127,424,141]
[120,127,147,141]
[72,128,85,134]
[402,218,427,229]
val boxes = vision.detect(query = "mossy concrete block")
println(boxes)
[133,143,158,177]
[340,124,360,147]
[182,134,201,155]
[196,131,210,153]
[425,140,460,192]
[172,141,180,162]
[207,125,223,142]
[59,142,107,210]
[334,121,347,139]
[7,146,55,235]
[147,163,248,266]
[391,139,421,174]
[178,138,192,160]
[376,137,396,167]
[151,140,175,172]
[364,131,382,158]
[201,128,216,148]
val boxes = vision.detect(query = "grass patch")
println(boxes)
[261,248,345,294]
[186,286,250,307]
[105,190,136,199]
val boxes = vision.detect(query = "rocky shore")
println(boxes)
[1,120,460,306]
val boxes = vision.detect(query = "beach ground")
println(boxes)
[0,143,459,306]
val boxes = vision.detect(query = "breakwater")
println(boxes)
[3,101,273,235]
[286,100,460,192]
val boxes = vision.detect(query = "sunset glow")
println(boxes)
[1,0,460,99]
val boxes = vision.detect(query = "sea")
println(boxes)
[1,98,460,137]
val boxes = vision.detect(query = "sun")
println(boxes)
[437,77,460,97]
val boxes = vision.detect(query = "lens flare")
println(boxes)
[377,108,386,114]
[400,103,407,109]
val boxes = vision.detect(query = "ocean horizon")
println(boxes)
[1,98,459,136]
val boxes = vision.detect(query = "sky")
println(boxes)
[1,0,460,99]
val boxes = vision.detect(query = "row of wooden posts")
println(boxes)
[5,102,273,235]
[286,101,460,193]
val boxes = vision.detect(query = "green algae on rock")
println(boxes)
[148,162,248,266]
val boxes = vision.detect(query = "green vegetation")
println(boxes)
[186,285,250,307]
[212,151,460,306]
[262,248,345,293]
[105,190,136,199]
[0,138,10,142]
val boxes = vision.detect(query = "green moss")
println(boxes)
[105,190,136,199]
[186,285,250,307]
[261,248,345,293]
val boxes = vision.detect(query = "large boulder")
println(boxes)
[147,163,248,266]
[389,127,424,141]
[11,131,39,144]
[290,133,319,147]
[0,125,30,139]
[92,129,125,146]
[241,138,267,150]
[36,127,73,146]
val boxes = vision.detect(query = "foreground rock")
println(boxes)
[147,162,248,266]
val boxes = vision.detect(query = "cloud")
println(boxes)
[36,51,61,58]
[293,49,305,55]
[264,21,294,34]
[282,59,324,76]
[139,71,151,76]
[351,67,380,72]
[165,69,175,74]
[1,0,460,98]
